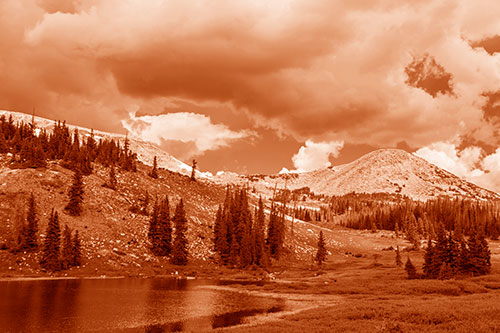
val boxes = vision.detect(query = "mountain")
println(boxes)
[242,149,500,201]
[2,110,497,201]
[0,110,213,179]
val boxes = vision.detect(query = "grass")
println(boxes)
[219,250,500,332]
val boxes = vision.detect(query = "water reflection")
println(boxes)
[0,278,284,332]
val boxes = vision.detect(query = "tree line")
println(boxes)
[405,225,491,279]
[0,114,137,172]
[326,194,500,242]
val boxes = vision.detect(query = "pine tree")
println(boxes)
[71,230,82,266]
[253,197,266,266]
[25,193,38,250]
[0,126,8,153]
[239,212,253,268]
[405,256,417,279]
[267,205,284,259]
[61,225,73,270]
[190,159,197,181]
[457,236,470,276]
[476,233,491,275]
[315,231,327,266]
[104,165,118,190]
[423,240,436,278]
[214,205,224,254]
[65,169,84,216]
[156,196,172,256]
[149,156,158,179]
[172,199,188,265]
[395,245,402,267]
[148,200,159,252]
[40,210,61,272]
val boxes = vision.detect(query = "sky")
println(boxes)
[2,1,500,191]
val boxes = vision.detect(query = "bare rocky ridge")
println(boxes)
[242,149,500,201]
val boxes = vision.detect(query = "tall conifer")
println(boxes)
[172,199,188,265]
[61,225,73,270]
[315,231,327,266]
[25,193,38,250]
[65,169,84,216]
[40,210,61,272]
[71,230,82,266]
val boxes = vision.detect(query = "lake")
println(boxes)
[0,278,285,332]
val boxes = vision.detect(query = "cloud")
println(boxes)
[121,111,252,160]
[415,141,500,192]
[4,0,500,171]
[290,140,344,172]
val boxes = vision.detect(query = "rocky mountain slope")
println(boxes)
[0,155,227,277]
[242,149,500,201]
[0,110,212,179]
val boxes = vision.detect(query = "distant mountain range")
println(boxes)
[242,149,500,201]
[2,110,498,201]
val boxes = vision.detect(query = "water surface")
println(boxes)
[0,278,284,332]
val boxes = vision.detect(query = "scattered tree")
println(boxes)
[190,159,197,181]
[149,156,158,179]
[172,199,188,265]
[65,170,84,216]
[24,193,38,250]
[405,256,418,279]
[315,231,327,266]
[61,225,73,270]
[40,210,61,272]
[103,165,118,190]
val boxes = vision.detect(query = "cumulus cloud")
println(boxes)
[4,1,500,171]
[290,140,344,172]
[121,112,252,160]
[415,142,500,192]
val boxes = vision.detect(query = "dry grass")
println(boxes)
[223,250,500,332]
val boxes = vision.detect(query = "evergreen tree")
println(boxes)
[405,256,417,279]
[423,240,436,278]
[156,196,172,256]
[65,169,84,216]
[395,245,402,267]
[229,234,239,267]
[315,231,327,266]
[40,210,61,272]
[457,236,470,276]
[214,205,224,254]
[24,193,38,250]
[190,159,197,181]
[0,127,8,153]
[61,225,73,270]
[71,230,82,266]
[104,165,118,190]
[267,205,284,259]
[149,156,158,179]
[172,199,188,265]
[239,212,253,268]
[148,200,159,251]
[253,197,266,266]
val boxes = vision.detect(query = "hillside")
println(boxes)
[0,110,212,179]
[241,149,500,201]
[0,155,226,276]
